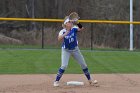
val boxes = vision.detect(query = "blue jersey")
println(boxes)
[59,28,78,50]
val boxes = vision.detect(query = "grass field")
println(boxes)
[0,49,140,74]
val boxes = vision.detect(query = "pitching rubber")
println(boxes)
[66,81,84,86]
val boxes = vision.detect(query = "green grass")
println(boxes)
[0,44,41,49]
[0,49,140,74]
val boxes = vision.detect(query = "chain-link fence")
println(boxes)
[0,18,140,50]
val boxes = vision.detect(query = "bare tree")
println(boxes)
[26,0,37,31]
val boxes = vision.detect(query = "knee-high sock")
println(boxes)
[83,68,91,80]
[55,68,65,81]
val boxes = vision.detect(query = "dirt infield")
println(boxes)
[0,74,139,93]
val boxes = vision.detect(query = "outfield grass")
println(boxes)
[0,49,140,74]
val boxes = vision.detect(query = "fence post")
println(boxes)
[130,0,133,51]
[91,23,93,50]
[41,22,44,49]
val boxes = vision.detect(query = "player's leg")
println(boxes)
[72,47,96,84]
[72,47,98,86]
[71,47,91,80]
[54,48,70,86]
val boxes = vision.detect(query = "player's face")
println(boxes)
[66,21,73,28]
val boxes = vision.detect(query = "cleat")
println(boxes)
[53,81,59,87]
[93,80,98,84]
[88,80,99,87]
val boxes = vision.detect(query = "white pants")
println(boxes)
[61,47,87,70]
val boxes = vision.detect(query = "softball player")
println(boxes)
[54,16,97,87]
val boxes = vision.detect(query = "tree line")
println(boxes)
[0,0,140,49]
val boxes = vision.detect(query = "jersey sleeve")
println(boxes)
[72,28,78,33]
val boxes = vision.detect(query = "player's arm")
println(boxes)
[58,31,69,41]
